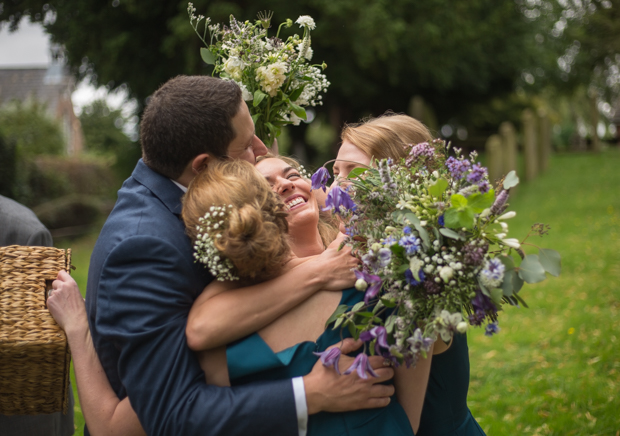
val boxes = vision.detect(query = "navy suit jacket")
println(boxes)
[85,160,297,436]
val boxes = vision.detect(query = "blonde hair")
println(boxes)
[256,154,340,247]
[341,113,433,161]
[182,159,290,281]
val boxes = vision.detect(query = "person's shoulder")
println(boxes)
[0,195,53,246]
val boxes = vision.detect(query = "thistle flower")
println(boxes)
[313,347,342,374]
[344,353,378,379]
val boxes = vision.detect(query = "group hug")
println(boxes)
[46,75,487,436]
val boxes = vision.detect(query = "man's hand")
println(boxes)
[311,233,359,291]
[303,338,395,414]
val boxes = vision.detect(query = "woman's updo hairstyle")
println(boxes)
[182,159,290,281]
[341,113,433,161]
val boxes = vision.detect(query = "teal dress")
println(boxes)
[416,333,486,436]
[227,287,415,436]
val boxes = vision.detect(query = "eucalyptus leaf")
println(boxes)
[538,248,561,277]
[253,90,267,107]
[414,224,430,249]
[439,228,464,240]
[325,304,348,328]
[513,272,524,292]
[501,268,514,297]
[518,254,547,283]
[429,178,449,198]
[352,301,365,312]
[404,213,421,226]
[200,47,216,65]
[498,254,515,270]
[392,210,407,223]
[503,170,519,189]
[490,288,504,305]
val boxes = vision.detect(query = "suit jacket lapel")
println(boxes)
[131,159,184,216]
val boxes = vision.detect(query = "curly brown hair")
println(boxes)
[182,159,290,282]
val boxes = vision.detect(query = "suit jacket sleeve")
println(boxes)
[95,235,298,436]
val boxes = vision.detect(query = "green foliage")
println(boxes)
[0,100,65,156]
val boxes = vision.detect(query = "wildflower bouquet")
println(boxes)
[312,139,561,369]
[188,4,330,146]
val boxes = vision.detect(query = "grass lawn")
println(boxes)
[467,148,620,435]
[56,148,620,436]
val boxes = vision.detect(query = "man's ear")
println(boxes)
[191,153,212,174]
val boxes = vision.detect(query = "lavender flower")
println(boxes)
[344,353,379,379]
[311,167,329,192]
[484,322,500,337]
[323,186,356,214]
[467,163,488,184]
[399,235,420,255]
[360,326,389,355]
[362,248,391,271]
[446,157,471,180]
[490,190,509,215]
[313,347,342,374]
[354,270,383,304]
[405,268,425,286]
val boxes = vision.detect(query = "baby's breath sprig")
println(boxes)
[193,205,239,281]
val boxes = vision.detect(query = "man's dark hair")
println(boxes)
[140,76,242,179]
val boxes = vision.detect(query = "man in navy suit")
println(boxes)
[85,76,395,436]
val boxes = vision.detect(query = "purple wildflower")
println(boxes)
[484,322,500,337]
[481,258,505,282]
[463,242,488,267]
[410,142,436,159]
[478,180,491,194]
[362,248,391,271]
[313,347,342,374]
[398,236,420,255]
[360,326,389,355]
[354,270,383,304]
[467,163,488,184]
[438,215,445,227]
[471,289,497,324]
[446,157,471,180]
[469,311,486,326]
[405,269,425,286]
[490,190,509,215]
[311,167,330,192]
[344,353,379,379]
[423,279,443,295]
[323,186,356,214]
[407,328,434,355]
[403,226,412,235]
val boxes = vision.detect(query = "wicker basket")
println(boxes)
[0,245,72,415]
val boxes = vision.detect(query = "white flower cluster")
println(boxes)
[256,61,289,97]
[295,15,316,30]
[193,205,239,281]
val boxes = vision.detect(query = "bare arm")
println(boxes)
[394,344,434,434]
[47,271,146,436]
[186,233,358,351]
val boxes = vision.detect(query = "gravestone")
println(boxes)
[485,134,503,186]
[522,109,538,182]
[538,108,551,172]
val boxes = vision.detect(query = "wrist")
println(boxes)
[302,374,324,415]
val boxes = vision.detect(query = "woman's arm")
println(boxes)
[47,271,146,436]
[186,233,358,351]
[393,344,434,434]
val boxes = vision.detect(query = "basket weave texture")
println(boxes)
[0,245,72,415]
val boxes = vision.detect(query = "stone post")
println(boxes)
[499,121,518,176]
[590,96,601,152]
[537,108,551,173]
[485,134,503,186]
[522,109,538,182]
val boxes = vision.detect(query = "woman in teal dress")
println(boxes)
[333,113,487,435]
[184,158,434,435]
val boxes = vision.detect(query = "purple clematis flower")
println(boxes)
[362,248,391,271]
[323,186,357,214]
[354,270,383,304]
[344,353,379,379]
[313,347,342,375]
[360,326,389,355]
[311,167,330,192]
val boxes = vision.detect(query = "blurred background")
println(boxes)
[0,1,618,434]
